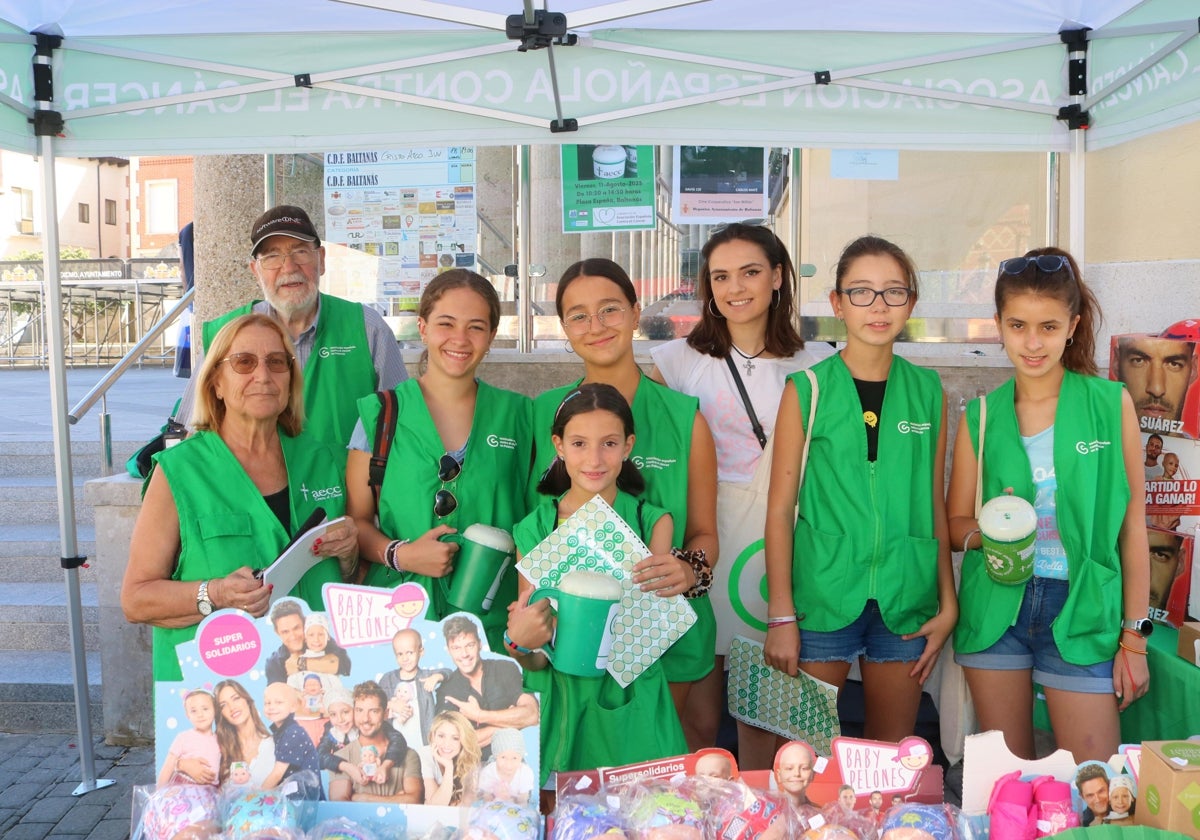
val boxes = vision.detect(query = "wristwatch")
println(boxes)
[196,580,214,617]
[1120,617,1154,638]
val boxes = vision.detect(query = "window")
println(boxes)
[14,187,34,235]
[104,199,117,225]
[78,203,90,223]
[145,180,178,235]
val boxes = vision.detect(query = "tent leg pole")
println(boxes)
[1069,129,1085,264]
[38,131,115,798]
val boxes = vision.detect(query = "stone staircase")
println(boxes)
[0,440,136,733]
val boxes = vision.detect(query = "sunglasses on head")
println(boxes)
[434,453,461,518]
[998,254,1073,278]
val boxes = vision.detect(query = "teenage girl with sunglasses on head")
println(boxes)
[948,247,1149,762]
[650,223,829,767]
[507,383,687,793]
[764,236,956,743]
[346,270,533,652]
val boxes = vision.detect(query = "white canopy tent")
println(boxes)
[1,0,1198,790]
[2,1,1199,155]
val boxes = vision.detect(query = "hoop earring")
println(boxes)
[565,342,575,355]
[1065,336,1074,347]
[707,298,725,319]
[771,288,781,310]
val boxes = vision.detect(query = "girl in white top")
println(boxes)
[650,223,827,769]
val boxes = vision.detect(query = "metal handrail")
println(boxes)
[68,286,193,425]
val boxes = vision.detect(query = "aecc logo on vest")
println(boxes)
[318,345,357,358]
[486,434,517,450]
[897,420,931,435]
[631,455,677,470]
[300,483,345,502]
[1074,439,1111,455]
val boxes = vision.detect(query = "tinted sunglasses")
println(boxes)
[221,352,293,374]
[434,453,461,518]
[998,254,1073,278]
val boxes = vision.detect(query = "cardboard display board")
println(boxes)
[1111,332,1200,625]
[1134,740,1200,838]
[154,585,540,834]
[557,736,944,810]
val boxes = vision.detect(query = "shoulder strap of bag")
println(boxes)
[368,389,400,506]
[798,368,818,489]
[974,396,987,518]
[724,355,767,448]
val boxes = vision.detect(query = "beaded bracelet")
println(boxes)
[503,632,533,656]
[383,539,410,573]
[672,547,713,599]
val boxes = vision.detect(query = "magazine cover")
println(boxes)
[153,584,540,833]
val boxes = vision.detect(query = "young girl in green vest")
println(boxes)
[506,383,687,790]
[948,248,1149,762]
[764,236,957,742]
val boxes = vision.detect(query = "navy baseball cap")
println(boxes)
[250,205,320,257]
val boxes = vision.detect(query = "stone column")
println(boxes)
[530,146,580,289]
[192,155,266,325]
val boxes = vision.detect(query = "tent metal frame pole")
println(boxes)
[34,36,115,798]
[1065,34,1087,266]
[1045,151,1059,247]
[38,134,116,799]
[517,145,532,353]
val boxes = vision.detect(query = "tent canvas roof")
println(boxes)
[0,1,1196,155]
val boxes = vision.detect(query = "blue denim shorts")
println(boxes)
[799,600,927,664]
[954,577,1113,694]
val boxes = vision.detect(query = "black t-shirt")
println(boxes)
[263,486,291,532]
[853,377,888,462]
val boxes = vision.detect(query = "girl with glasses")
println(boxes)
[948,247,1150,762]
[764,236,956,743]
[121,313,359,683]
[346,270,533,653]
[649,223,830,768]
[532,258,720,743]
[507,383,687,799]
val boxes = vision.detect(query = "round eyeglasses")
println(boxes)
[562,304,628,336]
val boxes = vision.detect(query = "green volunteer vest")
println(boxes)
[151,429,347,681]
[954,372,1129,665]
[515,491,687,785]
[203,294,377,448]
[358,379,532,652]
[533,376,715,682]
[789,353,943,634]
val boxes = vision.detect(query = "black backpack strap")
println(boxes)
[724,355,767,448]
[368,390,400,506]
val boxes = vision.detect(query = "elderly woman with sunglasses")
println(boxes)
[346,270,533,653]
[122,313,359,682]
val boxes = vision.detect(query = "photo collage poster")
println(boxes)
[154,583,539,832]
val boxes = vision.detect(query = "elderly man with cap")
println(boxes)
[178,204,407,448]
